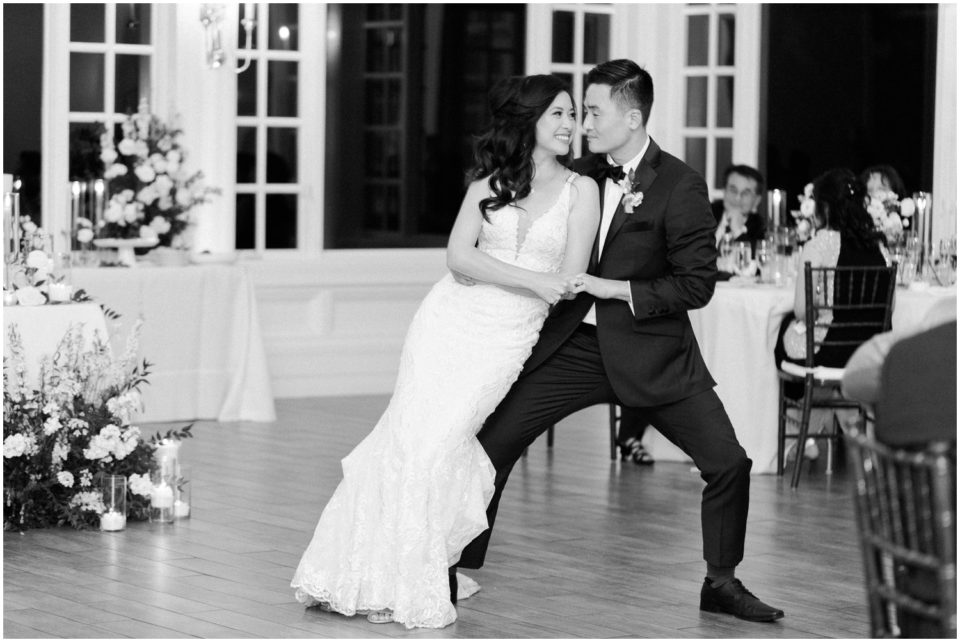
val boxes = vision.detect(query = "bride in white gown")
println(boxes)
[291,74,599,629]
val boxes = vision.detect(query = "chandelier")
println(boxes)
[199,3,256,73]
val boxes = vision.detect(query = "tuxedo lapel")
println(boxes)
[599,141,661,267]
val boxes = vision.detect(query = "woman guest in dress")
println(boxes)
[290,75,599,629]
[773,168,892,458]
[860,164,907,200]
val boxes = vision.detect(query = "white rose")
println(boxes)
[77,217,93,228]
[77,228,95,244]
[166,149,181,164]
[883,213,903,235]
[150,153,168,174]
[128,473,153,497]
[157,136,173,152]
[175,188,193,207]
[136,186,157,205]
[43,415,63,436]
[3,434,28,458]
[123,203,142,224]
[899,197,915,217]
[117,138,137,155]
[134,164,156,183]
[21,219,37,235]
[120,189,135,203]
[57,471,75,488]
[103,202,123,223]
[100,148,118,165]
[149,216,172,235]
[803,183,814,198]
[135,141,149,157]
[139,225,159,242]
[26,249,53,271]
[157,196,173,212]
[799,199,815,218]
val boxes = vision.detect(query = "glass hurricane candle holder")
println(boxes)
[174,465,191,519]
[100,475,127,531]
[150,468,176,523]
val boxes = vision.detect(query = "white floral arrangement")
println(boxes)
[791,183,817,243]
[98,99,218,248]
[2,320,193,530]
[866,189,915,245]
[616,170,644,213]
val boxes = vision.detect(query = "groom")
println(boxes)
[454,59,783,622]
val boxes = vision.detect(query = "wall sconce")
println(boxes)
[199,3,256,73]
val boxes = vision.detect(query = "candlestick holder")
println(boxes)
[100,475,127,531]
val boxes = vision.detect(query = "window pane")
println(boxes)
[583,13,610,64]
[366,27,403,72]
[687,15,709,66]
[685,76,708,127]
[69,53,104,112]
[237,62,257,116]
[115,3,151,45]
[718,13,735,66]
[115,54,150,114]
[551,11,574,63]
[238,2,260,49]
[236,127,256,184]
[715,138,732,190]
[717,76,734,128]
[266,127,297,183]
[265,193,297,248]
[365,79,401,125]
[325,3,525,248]
[235,194,255,249]
[68,122,105,180]
[267,61,298,117]
[71,4,104,43]
[685,137,707,180]
[269,3,299,51]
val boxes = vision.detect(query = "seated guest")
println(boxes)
[860,164,907,200]
[774,168,891,371]
[617,407,654,465]
[713,164,766,251]
[842,296,956,408]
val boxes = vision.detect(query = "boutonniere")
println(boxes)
[616,169,644,213]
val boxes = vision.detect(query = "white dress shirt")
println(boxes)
[582,139,650,326]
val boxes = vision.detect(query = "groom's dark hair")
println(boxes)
[586,59,653,127]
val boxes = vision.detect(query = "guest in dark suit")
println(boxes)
[712,164,766,252]
[456,59,783,622]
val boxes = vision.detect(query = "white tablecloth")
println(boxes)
[3,302,110,384]
[645,282,957,473]
[71,264,276,424]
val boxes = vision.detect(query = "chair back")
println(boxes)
[802,262,897,368]
[845,427,957,637]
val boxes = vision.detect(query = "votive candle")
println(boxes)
[100,510,126,531]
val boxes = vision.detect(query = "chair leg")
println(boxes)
[608,404,620,460]
[546,425,554,448]
[791,375,815,489]
[777,380,787,476]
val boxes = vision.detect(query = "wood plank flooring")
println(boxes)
[4,395,871,638]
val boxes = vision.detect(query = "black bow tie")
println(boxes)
[597,160,626,183]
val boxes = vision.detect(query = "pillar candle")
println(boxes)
[100,510,126,531]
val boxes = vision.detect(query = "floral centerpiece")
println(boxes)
[97,99,218,248]
[3,320,193,531]
[791,183,817,243]
[866,189,915,245]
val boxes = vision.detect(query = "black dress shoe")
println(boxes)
[449,567,458,605]
[699,578,784,622]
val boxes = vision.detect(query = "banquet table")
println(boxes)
[644,280,957,473]
[70,264,276,424]
[3,302,110,385]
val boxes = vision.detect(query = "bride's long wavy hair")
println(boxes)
[467,75,573,220]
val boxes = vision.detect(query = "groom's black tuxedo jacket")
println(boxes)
[525,138,719,407]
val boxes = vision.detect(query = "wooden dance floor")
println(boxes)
[4,395,870,638]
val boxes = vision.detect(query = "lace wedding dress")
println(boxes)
[291,173,577,629]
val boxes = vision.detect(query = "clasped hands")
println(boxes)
[452,271,612,306]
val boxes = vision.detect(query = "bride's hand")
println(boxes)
[532,273,572,305]
[569,273,598,296]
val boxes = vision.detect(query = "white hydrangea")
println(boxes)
[69,491,105,514]
[51,440,70,466]
[42,415,63,436]
[79,469,93,487]
[149,216,172,235]
[117,138,137,155]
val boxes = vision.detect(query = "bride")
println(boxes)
[290,74,599,629]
